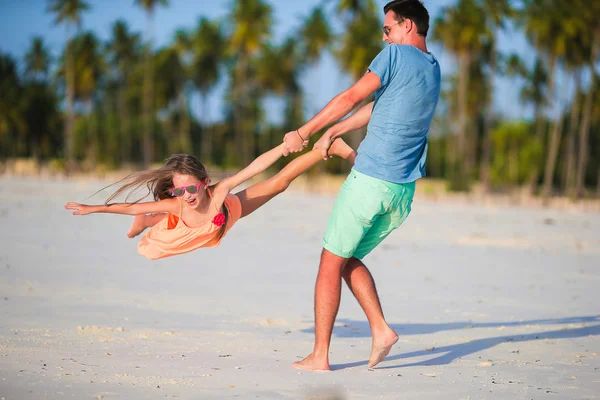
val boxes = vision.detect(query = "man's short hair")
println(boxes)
[383,0,430,37]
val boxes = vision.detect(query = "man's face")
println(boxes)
[382,11,407,44]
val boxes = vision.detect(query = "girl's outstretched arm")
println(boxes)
[65,197,178,216]
[215,143,286,195]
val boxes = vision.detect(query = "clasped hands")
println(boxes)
[283,129,334,160]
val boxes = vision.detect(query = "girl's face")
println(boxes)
[172,172,208,209]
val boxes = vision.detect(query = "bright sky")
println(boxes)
[0,0,535,123]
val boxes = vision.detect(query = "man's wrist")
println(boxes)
[297,127,310,140]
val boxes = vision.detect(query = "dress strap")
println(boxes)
[206,187,221,214]
[177,197,184,220]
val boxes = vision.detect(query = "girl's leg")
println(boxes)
[237,138,357,218]
[127,213,166,238]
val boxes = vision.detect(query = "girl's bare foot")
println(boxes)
[292,353,330,371]
[127,215,149,238]
[329,138,357,163]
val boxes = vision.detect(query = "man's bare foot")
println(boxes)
[329,138,357,163]
[368,329,399,368]
[127,215,149,238]
[292,353,330,371]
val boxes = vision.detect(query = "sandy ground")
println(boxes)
[0,176,599,400]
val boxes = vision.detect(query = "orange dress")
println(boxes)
[138,194,242,260]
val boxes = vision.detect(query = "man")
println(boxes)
[283,0,441,371]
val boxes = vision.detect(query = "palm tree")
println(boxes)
[334,0,381,82]
[575,1,600,198]
[48,0,90,172]
[24,37,58,160]
[134,0,169,167]
[506,54,549,192]
[47,0,91,171]
[190,17,224,163]
[25,37,52,82]
[432,0,489,190]
[0,54,25,157]
[106,20,141,165]
[64,32,104,168]
[521,0,586,198]
[256,38,301,109]
[479,0,513,191]
[334,0,382,150]
[154,46,185,155]
[562,35,589,196]
[228,0,273,166]
[172,29,192,155]
[300,7,332,64]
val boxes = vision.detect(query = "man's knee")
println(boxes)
[319,248,350,272]
[343,257,365,276]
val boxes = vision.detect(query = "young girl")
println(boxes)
[65,139,357,260]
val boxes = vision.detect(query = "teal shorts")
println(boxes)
[323,169,415,259]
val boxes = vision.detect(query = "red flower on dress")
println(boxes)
[212,212,226,227]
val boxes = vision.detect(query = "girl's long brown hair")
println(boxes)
[98,154,229,240]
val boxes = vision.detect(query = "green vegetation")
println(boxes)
[0,0,598,198]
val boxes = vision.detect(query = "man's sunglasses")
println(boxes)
[383,18,405,36]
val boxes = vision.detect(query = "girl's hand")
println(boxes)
[282,130,309,156]
[65,202,93,215]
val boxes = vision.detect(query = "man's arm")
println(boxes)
[326,101,374,140]
[311,101,374,160]
[283,72,380,155]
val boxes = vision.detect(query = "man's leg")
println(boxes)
[342,180,415,367]
[292,249,349,371]
[343,257,399,368]
[292,170,405,370]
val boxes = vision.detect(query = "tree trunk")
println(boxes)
[87,98,97,170]
[576,28,599,198]
[118,84,130,165]
[65,26,76,173]
[200,93,212,164]
[457,52,469,163]
[162,114,172,155]
[541,58,558,199]
[234,57,250,166]
[509,140,519,184]
[457,51,471,188]
[179,90,191,153]
[142,12,155,167]
[527,108,546,193]
[479,47,496,191]
[563,71,581,196]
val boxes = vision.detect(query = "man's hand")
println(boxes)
[283,130,309,156]
[314,132,334,160]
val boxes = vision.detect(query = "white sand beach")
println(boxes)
[0,176,599,399]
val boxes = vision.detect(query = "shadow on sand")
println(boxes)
[299,315,600,371]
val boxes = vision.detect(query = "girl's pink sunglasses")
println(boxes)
[171,183,205,197]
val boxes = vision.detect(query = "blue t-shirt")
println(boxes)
[354,44,441,183]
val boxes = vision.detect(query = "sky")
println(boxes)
[0,0,538,124]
